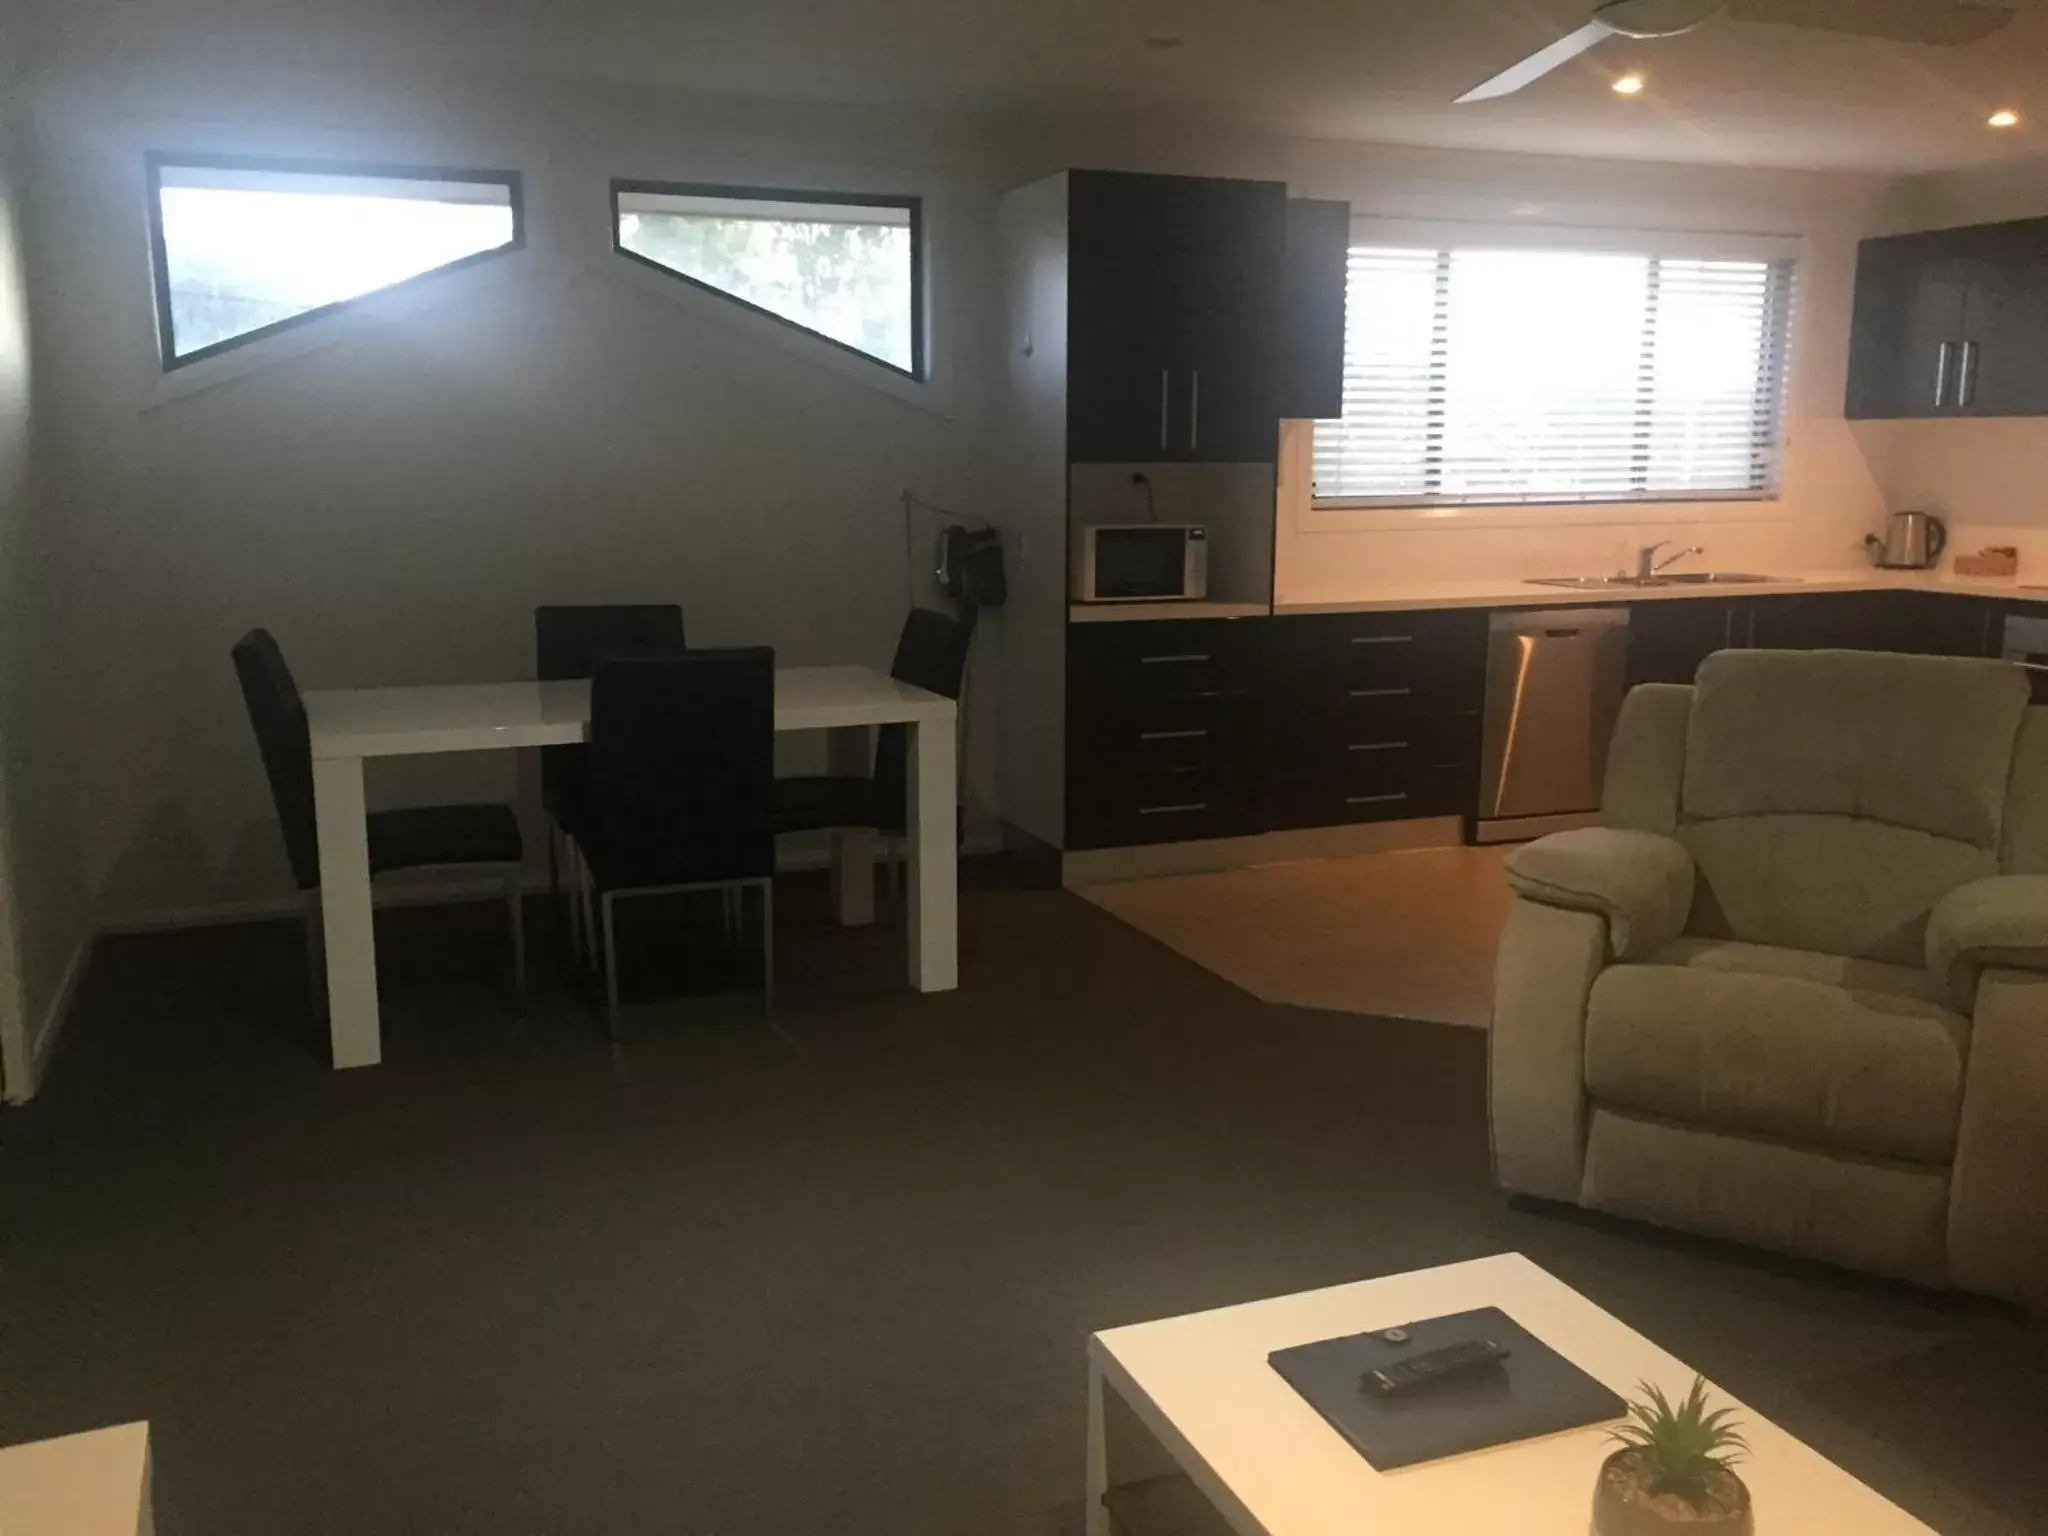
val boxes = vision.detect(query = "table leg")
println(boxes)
[1086,1356,1110,1536]
[905,715,958,992]
[826,724,876,927]
[312,755,382,1069]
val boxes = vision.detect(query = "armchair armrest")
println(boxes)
[1504,828,1694,961]
[1927,875,2048,1010]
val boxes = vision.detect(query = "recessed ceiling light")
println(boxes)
[1144,35,1184,51]
[1612,73,1647,96]
[1989,109,2020,128]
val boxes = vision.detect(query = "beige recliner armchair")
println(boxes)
[1491,648,2048,1305]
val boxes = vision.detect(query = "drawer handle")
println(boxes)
[1139,802,1208,815]
[1349,634,1414,646]
[1345,792,1410,806]
[1140,729,1209,741]
[1141,653,1210,665]
[1348,740,1409,752]
[1348,686,1412,698]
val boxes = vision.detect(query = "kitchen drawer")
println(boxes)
[1268,609,1488,712]
[1068,617,1262,704]
[1067,739,1264,849]
[1266,720,1479,830]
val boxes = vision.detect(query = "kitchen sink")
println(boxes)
[1526,572,1789,589]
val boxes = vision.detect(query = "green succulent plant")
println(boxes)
[1608,1375,1750,1504]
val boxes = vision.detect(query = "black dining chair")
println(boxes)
[773,607,972,892]
[574,647,777,1035]
[230,628,527,1015]
[534,605,687,953]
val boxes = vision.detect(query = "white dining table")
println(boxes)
[302,665,958,1069]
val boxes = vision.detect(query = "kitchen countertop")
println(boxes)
[1274,569,2048,615]
[1066,570,2048,622]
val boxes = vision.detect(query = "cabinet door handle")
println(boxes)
[1139,802,1207,816]
[1346,792,1410,806]
[1189,370,1201,452]
[1935,341,1955,409]
[1959,340,1980,408]
[1141,653,1210,665]
[1140,728,1208,741]
[1348,740,1409,752]
[1349,634,1413,646]
[1159,369,1171,451]
[1348,686,1412,698]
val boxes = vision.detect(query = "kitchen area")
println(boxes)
[993,165,2048,923]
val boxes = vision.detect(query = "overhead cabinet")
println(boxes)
[1847,216,2048,419]
[1066,170,1298,463]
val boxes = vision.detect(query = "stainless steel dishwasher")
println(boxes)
[1477,607,1631,843]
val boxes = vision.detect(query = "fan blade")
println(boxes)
[1725,0,2015,45]
[1456,19,1616,103]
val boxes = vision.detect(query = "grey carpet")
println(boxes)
[0,871,2041,1535]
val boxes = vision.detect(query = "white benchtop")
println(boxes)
[1274,570,2048,616]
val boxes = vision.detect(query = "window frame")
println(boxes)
[609,178,927,382]
[144,151,526,372]
[1308,223,1800,518]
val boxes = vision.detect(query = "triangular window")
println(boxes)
[148,155,523,369]
[613,181,924,380]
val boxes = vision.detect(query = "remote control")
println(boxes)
[1361,1338,1512,1397]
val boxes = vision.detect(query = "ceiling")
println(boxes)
[23,0,2048,174]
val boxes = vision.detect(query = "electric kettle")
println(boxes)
[1867,510,1947,570]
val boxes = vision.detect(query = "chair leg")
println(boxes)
[759,878,775,1015]
[578,851,598,974]
[505,868,527,1011]
[547,821,562,937]
[600,891,621,1041]
[302,890,326,1021]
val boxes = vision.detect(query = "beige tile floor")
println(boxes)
[1077,844,1514,1027]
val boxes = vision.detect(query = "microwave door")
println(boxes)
[1094,528,1185,600]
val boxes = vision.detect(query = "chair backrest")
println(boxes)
[586,648,776,889]
[534,605,686,816]
[872,607,973,830]
[230,628,320,891]
[1607,648,2031,964]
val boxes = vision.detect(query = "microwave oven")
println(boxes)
[1073,524,1210,603]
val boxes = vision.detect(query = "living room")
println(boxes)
[0,0,2044,1532]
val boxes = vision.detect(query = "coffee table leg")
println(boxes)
[1086,1356,1111,1536]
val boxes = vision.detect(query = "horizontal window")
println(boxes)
[1312,244,1796,509]
[613,181,924,379]
[147,155,523,369]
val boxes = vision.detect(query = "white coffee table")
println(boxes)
[1086,1253,1933,1535]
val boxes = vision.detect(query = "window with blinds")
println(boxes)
[1311,244,1796,508]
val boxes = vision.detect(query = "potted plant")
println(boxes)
[1593,1375,1753,1535]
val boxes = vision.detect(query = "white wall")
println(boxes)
[12,51,1930,925]
[0,23,90,1096]
[1855,160,2048,572]
[22,61,1008,926]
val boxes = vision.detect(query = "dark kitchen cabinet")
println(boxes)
[1066,170,1287,464]
[1065,618,1268,849]
[1846,216,2048,420]
[1264,609,1488,830]
[1745,590,1997,656]
[1278,198,1350,421]
[1626,598,1745,688]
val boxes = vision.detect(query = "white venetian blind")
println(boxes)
[1312,244,1795,507]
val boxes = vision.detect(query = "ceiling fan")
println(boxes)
[1457,0,2018,103]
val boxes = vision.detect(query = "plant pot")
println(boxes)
[1592,1448,1754,1536]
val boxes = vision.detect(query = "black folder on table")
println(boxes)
[1267,1306,1626,1471]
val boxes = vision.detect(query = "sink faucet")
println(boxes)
[1635,541,1704,580]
